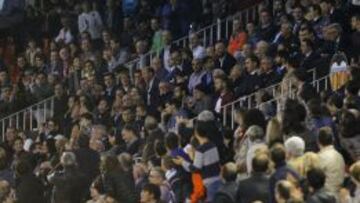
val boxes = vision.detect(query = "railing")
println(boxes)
[123,4,261,71]
[0,96,55,141]
[221,68,317,129]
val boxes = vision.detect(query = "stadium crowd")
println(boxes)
[0,0,360,203]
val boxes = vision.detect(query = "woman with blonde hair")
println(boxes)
[265,117,283,147]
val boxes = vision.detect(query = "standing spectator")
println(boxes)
[269,144,300,203]
[213,162,238,203]
[227,19,247,56]
[47,152,87,203]
[174,120,222,202]
[306,167,336,203]
[317,127,345,196]
[55,15,74,45]
[121,124,142,156]
[258,9,277,42]
[78,1,103,40]
[236,153,270,203]
[284,136,306,177]
[100,155,138,203]
[308,4,330,39]
[15,159,45,203]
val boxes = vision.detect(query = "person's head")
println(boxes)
[317,127,333,148]
[97,99,109,114]
[121,125,137,143]
[0,180,10,202]
[162,30,172,45]
[135,40,147,55]
[165,132,179,151]
[161,155,176,171]
[300,39,314,55]
[299,26,315,42]
[285,136,305,158]
[100,155,120,174]
[350,161,360,186]
[215,40,226,58]
[90,177,104,199]
[260,9,272,25]
[13,137,24,154]
[245,55,259,73]
[165,98,182,115]
[320,0,334,16]
[275,180,294,203]
[309,4,322,19]
[144,116,158,131]
[122,108,135,123]
[169,50,181,66]
[60,151,77,167]
[307,167,326,191]
[243,109,266,130]
[252,153,269,173]
[325,23,342,41]
[260,56,273,73]
[141,183,161,203]
[141,67,155,83]
[255,41,269,58]
[103,73,115,88]
[118,152,133,172]
[221,162,238,182]
[194,120,209,141]
[0,147,7,170]
[280,22,292,37]
[292,5,304,21]
[245,125,264,142]
[81,1,91,12]
[81,38,92,52]
[351,14,360,31]
[189,33,200,47]
[271,144,286,167]
[192,58,203,72]
[149,167,165,186]
[214,75,230,93]
[150,18,160,31]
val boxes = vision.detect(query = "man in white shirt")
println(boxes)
[189,33,206,60]
[55,16,73,44]
[78,1,103,40]
[317,127,345,196]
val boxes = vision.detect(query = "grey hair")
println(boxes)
[284,136,305,157]
[197,110,215,121]
[61,152,77,166]
[246,125,264,141]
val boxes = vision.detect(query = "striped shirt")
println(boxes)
[182,142,221,185]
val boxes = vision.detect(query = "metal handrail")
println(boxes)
[123,4,260,70]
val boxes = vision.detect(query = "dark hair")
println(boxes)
[243,109,266,130]
[294,68,308,82]
[307,167,326,190]
[77,134,90,148]
[15,159,32,177]
[276,181,292,200]
[246,54,260,66]
[142,183,161,200]
[270,144,286,167]
[301,39,314,50]
[222,164,238,182]
[165,132,179,150]
[310,5,322,16]
[340,111,360,138]
[327,94,343,109]
[122,124,138,137]
[345,80,360,96]
[166,98,182,110]
[154,140,167,157]
[252,154,269,173]
[307,99,322,117]
[284,55,300,68]
[282,99,307,134]
[318,127,333,146]
[194,120,208,138]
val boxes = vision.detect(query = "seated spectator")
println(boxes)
[148,166,174,203]
[214,40,237,75]
[227,19,247,56]
[121,124,142,156]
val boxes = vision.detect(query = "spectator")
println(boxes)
[214,40,237,75]
[317,127,345,196]
[121,124,142,156]
[47,152,87,203]
[306,167,336,203]
[227,19,247,56]
[78,1,103,40]
[269,144,300,203]
[140,183,163,203]
[236,153,270,203]
[213,162,238,203]
[284,136,306,177]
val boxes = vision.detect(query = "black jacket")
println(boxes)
[74,147,100,185]
[48,167,88,203]
[16,173,45,203]
[215,53,236,75]
[102,169,139,203]
[236,173,270,203]
[214,181,238,203]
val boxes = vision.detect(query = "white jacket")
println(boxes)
[78,11,103,39]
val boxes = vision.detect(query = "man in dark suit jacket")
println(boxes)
[214,41,236,75]
[300,39,321,72]
[236,154,270,203]
[103,72,117,104]
[142,67,160,117]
